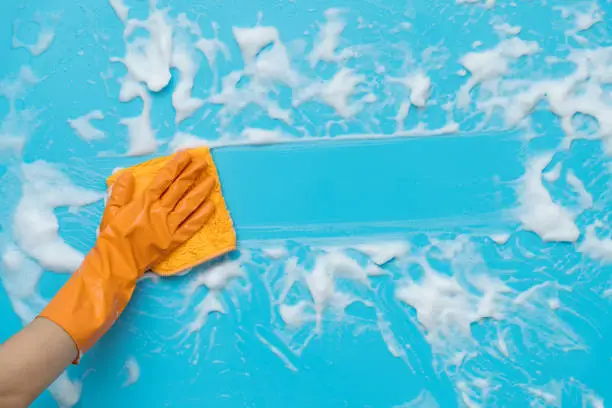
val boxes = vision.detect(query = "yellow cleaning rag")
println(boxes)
[107,147,237,276]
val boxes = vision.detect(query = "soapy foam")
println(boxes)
[13,162,104,273]
[118,10,173,92]
[566,170,593,209]
[393,390,440,408]
[516,155,579,242]
[1,244,46,324]
[109,0,129,23]
[294,67,366,118]
[309,9,354,67]
[0,67,39,154]
[389,72,432,108]
[171,39,204,124]
[118,79,157,155]
[12,14,56,56]
[457,37,540,108]
[457,0,495,8]
[122,356,140,388]
[233,26,279,65]
[578,222,612,263]
[48,372,82,408]
[352,241,410,265]
[68,110,105,141]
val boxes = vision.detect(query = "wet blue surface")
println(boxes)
[0,0,611,407]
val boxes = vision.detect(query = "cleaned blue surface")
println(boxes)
[0,0,610,407]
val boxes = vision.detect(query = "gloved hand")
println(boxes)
[39,151,216,360]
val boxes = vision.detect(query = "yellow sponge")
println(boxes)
[107,147,237,276]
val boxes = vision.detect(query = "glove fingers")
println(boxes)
[160,159,208,208]
[101,171,135,230]
[147,151,192,199]
[168,176,216,231]
[176,200,216,239]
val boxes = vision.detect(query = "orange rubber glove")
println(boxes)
[39,151,216,360]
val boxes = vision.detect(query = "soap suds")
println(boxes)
[0,66,39,154]
[279,301,314,327]
[489,233,510,245]
[543,163,562,182]
[457,37,540,108]
[171,39,204,124]
[185,260,245,293]
[122,356,140,388]
[255,331,298,372]
[118,79,157,155]
[67,110,105,141]
[109,0,129,23]
[493,22,522,36]
[233,26,279,65]
[186,291,225,334]
[48,372,82,408]
[169,132,209,151]
[12,15,56,56]
[389,72,432,108]
[578,222,612,263]
[294,67,366,118]
[240,128,286,144]
[13,162,104,273]
[516,155,579,242]
[393,390,439,408]
[566,170,593,209]
[1,244,46,324]
[456,0,495,9]
[115,10,173,92]
[309,9,354,66]
[353,241,410,265]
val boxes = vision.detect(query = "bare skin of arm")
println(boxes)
[0,317,77,408]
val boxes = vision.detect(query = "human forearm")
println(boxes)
[0,318,77,407]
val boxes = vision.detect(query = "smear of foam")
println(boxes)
[493,22,522,36]
[255,331,298,372]
[516,155,579,242]
[12,16,56,57]
[186,291,225,334]
[578,222,612,263]
[118,79,157,155]
[48,372,82,408]
[122,356,140,388]
[566,170,593,209]
[171,39,204,124]
[109,0,129,23]
[1,244,46,324]
[294,67,366,118]
[68,110,105,141]
[0,66,39,154]
[309,8,354,67]
[13,161,104,273]
[457,37,540,108]
[353,241,410,265]
[169,131,209,151]
[195,22,229,92]
[456,0,496,9]
[393,390,440,408]
[390,72,432,108]
[185,260,245,293]
[210,25,297,127]
[233,26,279,65]
[195,23,229,69]
[240,128,286,144]
[396,259,510,347]
[116,10,173,92]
